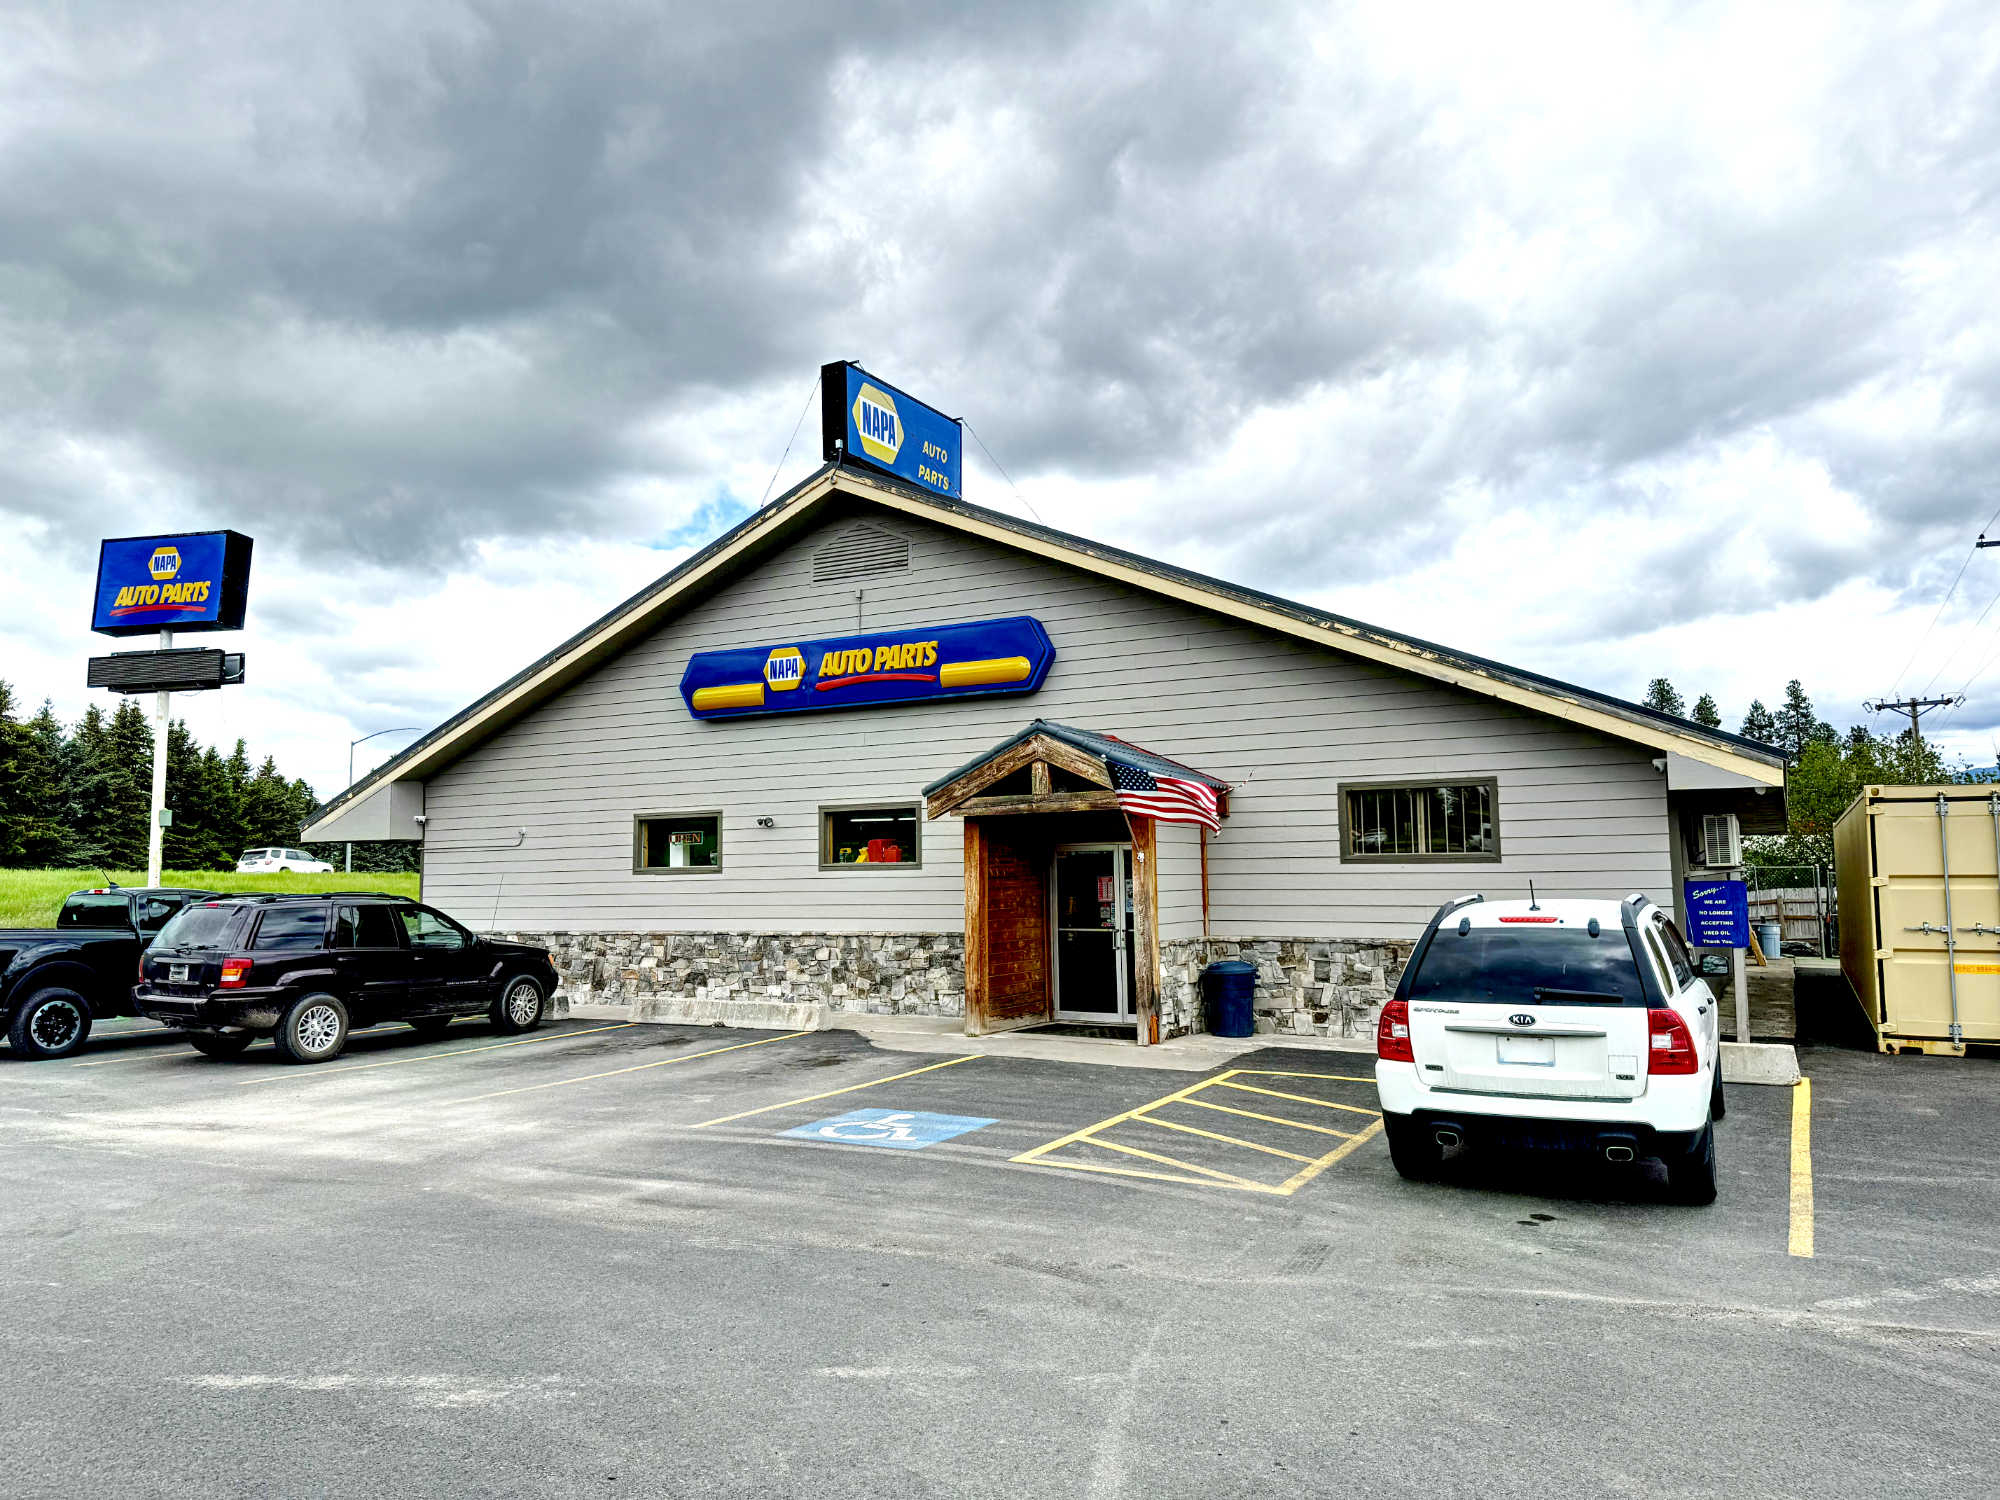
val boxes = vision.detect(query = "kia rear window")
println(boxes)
[252,905,330,950]
[156,904,249,951]
[1406,926,1649,1006]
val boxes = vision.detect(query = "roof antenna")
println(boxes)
[1528,879,1540,911]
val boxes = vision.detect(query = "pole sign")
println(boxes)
[91,530,253,636]
[820,362,962,498]
[681,615,1053,720]
[1683,879,1749,948]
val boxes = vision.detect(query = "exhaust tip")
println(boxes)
[1434,1129,1462,1149]
[1603,1145,1635,1163]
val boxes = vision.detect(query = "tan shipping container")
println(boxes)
[1835,784,2000,1055]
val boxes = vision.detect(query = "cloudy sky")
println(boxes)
[4,0,2000,797]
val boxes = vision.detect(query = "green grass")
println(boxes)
[0,869,422,929]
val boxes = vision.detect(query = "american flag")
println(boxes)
[1109,758,1223,832]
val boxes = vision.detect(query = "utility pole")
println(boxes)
[1864,695,1963,762]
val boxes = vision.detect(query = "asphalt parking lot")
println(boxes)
[5,1019,1997,1499]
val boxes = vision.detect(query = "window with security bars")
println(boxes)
[1341,780,1499,861]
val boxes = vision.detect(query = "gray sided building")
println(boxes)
[303,463,1786,1046]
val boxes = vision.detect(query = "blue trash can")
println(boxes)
[1202,960,1259,1038]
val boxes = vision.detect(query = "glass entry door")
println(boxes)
[1052,845,1135,1022]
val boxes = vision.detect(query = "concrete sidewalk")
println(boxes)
[822,1012,1377,1072]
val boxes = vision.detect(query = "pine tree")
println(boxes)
[99,700,155,870]
[20,701,74,865]
[1642,678,1685,716]
[1740,700,1778,744]
[0,690,70,867]
[1773,680,1838,758]
[1691,694,1722,728]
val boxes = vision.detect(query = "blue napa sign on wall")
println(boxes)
[91,531,254,637]
[681,615,1054,720]
[1683,880,1749,948]
[820,362,961,498]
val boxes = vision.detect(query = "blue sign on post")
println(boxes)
[1683,880,1749,948]
[680,614,1054,720]
[91,530,254,637]
[781,1109,997,1151]
[821,362,962,498]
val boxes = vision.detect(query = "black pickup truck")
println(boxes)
[2,887,218,1060]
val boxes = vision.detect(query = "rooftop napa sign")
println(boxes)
[680,615,1053,720]
[821,361,962,498]
[91,530,254,636]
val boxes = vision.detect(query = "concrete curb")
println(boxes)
[559,995,826,1030]
[1721,1041,1801,1086]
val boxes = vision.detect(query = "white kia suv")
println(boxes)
[235,847,335,874]
[1375,893,1722,1204]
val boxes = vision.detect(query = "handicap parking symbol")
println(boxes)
[781,1108,997,1151]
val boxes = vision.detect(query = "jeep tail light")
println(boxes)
[218,958,252,989]
[1647,1008,1698,1074]
[1377,999,1414,1063]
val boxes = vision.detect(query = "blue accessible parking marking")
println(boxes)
[781,1108,998,1151]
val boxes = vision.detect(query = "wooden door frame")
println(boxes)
[962,817,1053,1037]
[1126,813,1160,1045]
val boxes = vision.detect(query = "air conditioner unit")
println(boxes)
[1702,813,1741,869]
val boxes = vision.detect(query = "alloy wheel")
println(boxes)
[31,1000,83,1052]
[296,1004,342,1054]
[506,982,540,1026]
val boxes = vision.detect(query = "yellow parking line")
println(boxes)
[1013,1068,1384,1196]
[1212,1079,1370,1111]
[442,1030,811,1105]
[1232,1069,1376,1084]
[1789,1077,1814,1258]
[1078,1135,1265,1187]
[235,1024,640,1085]
[1132,1112,1319,1163]
[72,1023,401,1066]
[1178,1097,1358,1138]
[1269,1118,1385,1194]
[691,1053,981,1128]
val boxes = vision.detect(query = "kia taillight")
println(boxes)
[1377,998,1414,1063]
[218,958,252,989]
[1648,1008,1699,1074]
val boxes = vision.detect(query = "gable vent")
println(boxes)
[813,524,910,583]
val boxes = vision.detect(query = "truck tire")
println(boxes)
[188,1031,255,1059]
[8,988,93,1060]
[490,976,545,1035]
[272,994,349,1064]
[1710,1067,1727,1120]
[1666,1121,1718,1206]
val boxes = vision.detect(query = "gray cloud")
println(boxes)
[3,0,2000,702]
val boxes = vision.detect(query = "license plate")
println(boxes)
[169,964,190,983]
[1497,1035,1555,1067]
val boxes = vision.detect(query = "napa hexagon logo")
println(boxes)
[148,546,182,581]
[852,382,902,465]
[764,646,805,692]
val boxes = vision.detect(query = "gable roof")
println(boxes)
[923,720,1234,799]
[304,458,1782,838]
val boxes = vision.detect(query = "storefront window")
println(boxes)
[636,814,722,872]
[821,806,919,868]
[1340,780,1499,862]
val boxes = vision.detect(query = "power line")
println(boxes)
[759,375,821,509]
[1890,501,2000,693]
[963,420,1042,524]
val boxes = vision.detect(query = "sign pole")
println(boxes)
[148,627,172,888]
[1732,946,1748,1042]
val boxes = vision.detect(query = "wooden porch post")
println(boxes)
[963,818,988,1035]
[1126,813,1160,1046]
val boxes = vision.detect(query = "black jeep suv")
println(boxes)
[135,893,559,1063]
